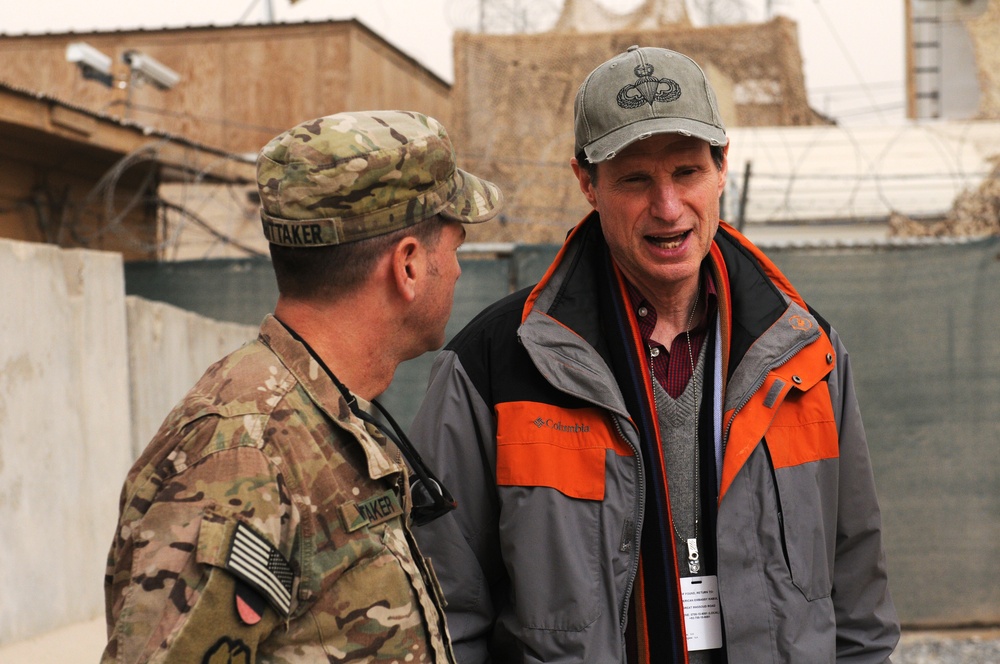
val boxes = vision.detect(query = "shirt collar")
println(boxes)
[624,265,718,345]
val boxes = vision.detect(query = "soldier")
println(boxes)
[102,110,503,663]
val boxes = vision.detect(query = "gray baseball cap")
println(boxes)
[257,110,503,247]
[574,45,728,164]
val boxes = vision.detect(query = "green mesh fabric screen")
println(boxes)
[768,238,1000,626]
[124,238,1000,626]
[125,258,277,326]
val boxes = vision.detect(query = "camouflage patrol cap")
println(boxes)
[257,110,503,247]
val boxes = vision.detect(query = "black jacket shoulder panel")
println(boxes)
[445,286,587,411]
[807,303,832,337]
[446,285,531,357]
[714,227,791,373]
[445,287,531,408]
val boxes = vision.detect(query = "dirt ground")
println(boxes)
[895,628,1000,663]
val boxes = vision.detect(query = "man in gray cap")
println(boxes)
[409,47,899,662]
[102,110,502,664]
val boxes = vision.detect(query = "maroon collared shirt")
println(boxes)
[625,271,718,399]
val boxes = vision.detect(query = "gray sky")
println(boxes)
[2,0,906,124]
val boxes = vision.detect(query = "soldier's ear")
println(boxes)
[389,235,421,303]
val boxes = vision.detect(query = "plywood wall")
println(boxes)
[0,20,451,155]
[0,122,159,260]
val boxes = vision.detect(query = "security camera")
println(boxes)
[67,42,112,74]
[123,50,181,90]
[67,42,114,86]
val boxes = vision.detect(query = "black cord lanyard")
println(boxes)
[275,318,456,526]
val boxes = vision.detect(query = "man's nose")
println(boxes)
[649,181,682,221]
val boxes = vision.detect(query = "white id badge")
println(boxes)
[680,575,723,651]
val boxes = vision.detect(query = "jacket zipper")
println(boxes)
[611,414,644,633]
[516,330,648,634]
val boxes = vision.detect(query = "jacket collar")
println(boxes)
[521,213,834,406]
[258,315,403,480]
[520,213,838,503]
[523,213,827,374]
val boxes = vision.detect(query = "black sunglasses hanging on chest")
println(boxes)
[355,398,458,526]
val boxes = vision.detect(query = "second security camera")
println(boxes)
[123,50,181,90]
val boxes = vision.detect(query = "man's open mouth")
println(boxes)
[646,230,690,249]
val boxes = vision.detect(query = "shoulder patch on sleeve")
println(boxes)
[202,636,251,664]
[225,522,294,617]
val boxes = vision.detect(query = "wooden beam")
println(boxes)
[0,86,255,185]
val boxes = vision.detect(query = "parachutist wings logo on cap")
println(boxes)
[617,64,682,109]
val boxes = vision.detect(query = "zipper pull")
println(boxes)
[687,538,701,574]
[620,518,634,552]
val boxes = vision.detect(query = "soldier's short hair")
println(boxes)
[269,215,445,301]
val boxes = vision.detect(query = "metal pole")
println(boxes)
[736,160,752,233]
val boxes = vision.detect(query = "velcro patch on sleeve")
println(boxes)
[234,578,268,626]
[225,522,294,617]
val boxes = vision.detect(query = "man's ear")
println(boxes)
[717,143,730,197]
[390,236,421,303]
[570,158,599,210]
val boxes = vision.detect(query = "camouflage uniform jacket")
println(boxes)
[102,314,455,664]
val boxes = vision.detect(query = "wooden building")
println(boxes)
[0,81,253,261]
[0,19,451,259]
[0,19,452,156]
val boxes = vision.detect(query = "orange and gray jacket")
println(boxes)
[410,213,899,663]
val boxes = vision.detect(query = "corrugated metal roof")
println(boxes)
[0,78,254,164]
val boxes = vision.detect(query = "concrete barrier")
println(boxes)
[126,297,256,458]
[0,239,256,649]
[0,240,131,645]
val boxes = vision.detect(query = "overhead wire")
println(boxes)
[809,0,886,122]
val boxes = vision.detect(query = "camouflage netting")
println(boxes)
[968,0,1000,119]
[890,154,1000,237]
[451,15,828,244]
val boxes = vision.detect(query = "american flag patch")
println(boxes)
[226,522,294,617]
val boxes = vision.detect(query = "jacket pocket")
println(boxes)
[495,402,630,630]
[764,386,839,601]
[495,401,632,500]
[498,482,605,630]
[324,524,444,658]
